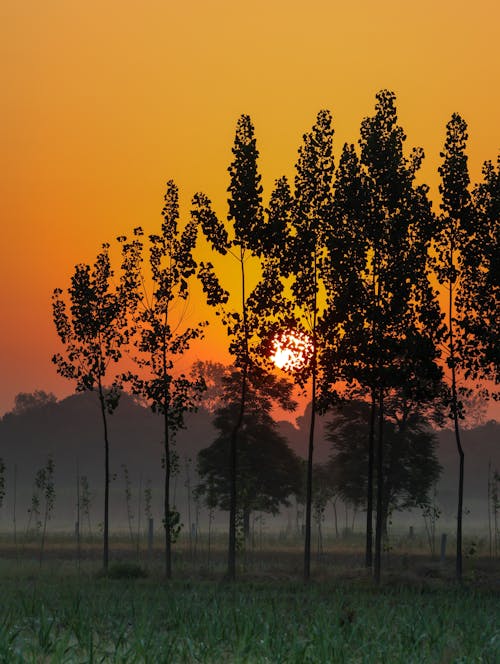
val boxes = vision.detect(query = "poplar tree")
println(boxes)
[264,110,335,581]
[191,114,264,580]
[52,244,126,571]
[118,180,206,579]
[338,91,443,583]
[321,142,373,565]
[436,118,498,580]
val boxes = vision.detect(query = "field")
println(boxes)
[1,534,499,663]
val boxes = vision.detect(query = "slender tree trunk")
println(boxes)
[13,464,18,562]
[98,380,110,571]
[76,460,81,570]
[164,403,172,579]
[136,473,142,560]
[304,336,317,581]
[365,390,376,567]
[332,499,339,538]
[488,460,492,558]
[449,279,464,581]
[243,509,251,540]
[374,386,384,584]
[228,248,249,581]
[228,363,247,580]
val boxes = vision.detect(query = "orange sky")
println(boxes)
[1,0,499,417]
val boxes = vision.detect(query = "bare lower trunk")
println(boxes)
[228,363,247,581]
[374,386,384,584]
[365,391,376,567]
[164,408,172,579]
[98,382,110,571]
[449,279,464,582]
[304,368,316,582]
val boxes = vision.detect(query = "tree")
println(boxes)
[460,155,499,384]
[264,110,335,581]
[193,114,265,580]
[196,372,301,539]
[326,400,441,533]
[52,244,126,570]
[118,180,206,579]
[329,91,443,582]
[321,141,373,565]
[434,114,471,581]
[11,391,57,415]
[436,118,499,581]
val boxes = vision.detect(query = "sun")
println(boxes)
[270,329,313,372]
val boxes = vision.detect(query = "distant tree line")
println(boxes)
[50,89,498,582]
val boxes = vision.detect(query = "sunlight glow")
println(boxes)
[270,329,313,372]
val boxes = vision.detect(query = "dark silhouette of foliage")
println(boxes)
[10,391,57,415]
[326,401,441,533]
[259,110,336,581]
[196,371,301,539]
[118,180,206,579]
[324,90,443,582]
[461,155,499,384]
[52,243,126,570]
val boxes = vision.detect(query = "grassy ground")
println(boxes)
[0,535,499,663]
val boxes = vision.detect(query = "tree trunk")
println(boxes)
[374,386,384,584]
[98,381,110,572]
[365,391,376,567]
[164,406,172,579]
[243,508,251,540]
[449,279,464,582]
[304,357,316,582]
[228,249,250,581]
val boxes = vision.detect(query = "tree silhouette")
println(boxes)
[434,115,499,580]
[196,373,301,539]
[327,400,441,534]
[264,110,335,581]
[461,155,499,385]
[118,180,206,579]
[193,114,265,580]
[52,244,125,570]
[346,90,443,582]
[321,141,374,566]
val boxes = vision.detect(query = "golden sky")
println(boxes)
[1,0,499,416]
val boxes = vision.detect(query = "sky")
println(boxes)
[1,0,499,416]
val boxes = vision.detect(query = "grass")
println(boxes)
[0,534,498,662]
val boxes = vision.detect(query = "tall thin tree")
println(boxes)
[52,244,126,570]
[119,180,206,579]
[193,115,264,580]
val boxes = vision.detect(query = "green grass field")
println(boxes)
[0,535,499,663]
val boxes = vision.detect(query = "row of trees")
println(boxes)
[52,90,498,582]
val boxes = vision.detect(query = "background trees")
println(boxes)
[196,372,301,540]
[52,244,126,570]
[326,400,441,534]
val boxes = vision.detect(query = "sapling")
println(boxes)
[13,464,18,560]
[121,464,135,546]
[144,480,153,559]
[422,483,441,559]
[39,455,55,566]
[26,476,41,540]
[0,458,5,522]
[80,475,93,539]
[136,473,142,558]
